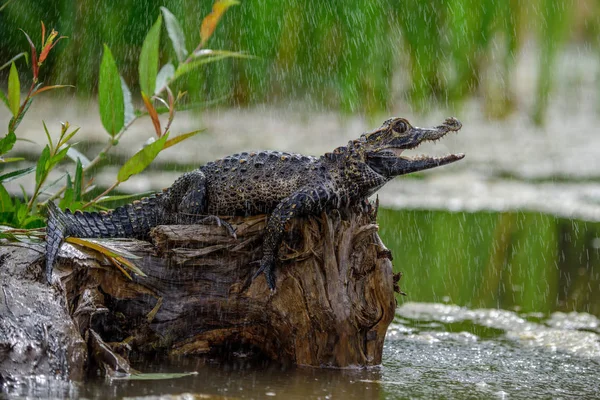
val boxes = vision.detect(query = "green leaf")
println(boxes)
[74,158,83,201]
[139,15,162,96]
[0,157,24,163]
[155,63,175,94]
[0,166,35,183]
[49,145,70,169]
[160,7,188,63]
[0,184,14,212]
[42,121,53,149]
[0,131,16,155]
[8,93,34,131]
[120,77,135,126]
[36,145,51,186]
[99,45,125,137]
[163,129,205,150]
[117,133,169,183]
[8,62,20,117]
[173,50,253,82]
[95,191,155,204]
[59,173,74,210]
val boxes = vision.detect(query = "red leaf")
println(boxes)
[141,91,161,138]
[41,22,46,47]
[32,84,75,96]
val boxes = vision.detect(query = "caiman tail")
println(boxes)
[45,198,163,282]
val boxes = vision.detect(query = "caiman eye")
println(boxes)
[392,119,408,133]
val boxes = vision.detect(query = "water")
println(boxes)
[4,303,598,399]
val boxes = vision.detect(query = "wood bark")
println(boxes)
[1,205,397,378]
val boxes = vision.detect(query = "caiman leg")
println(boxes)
[254,186,335,290]
[163,169,235,236]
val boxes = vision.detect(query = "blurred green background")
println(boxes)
[0,0,592,123]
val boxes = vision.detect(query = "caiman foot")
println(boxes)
[178,214,237,239]
[252,254,277,291]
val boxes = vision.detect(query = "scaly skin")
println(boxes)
[46,117,464,289]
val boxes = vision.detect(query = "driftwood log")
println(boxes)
[0,205,396,379]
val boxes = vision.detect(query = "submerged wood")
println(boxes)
[1,206,396,377]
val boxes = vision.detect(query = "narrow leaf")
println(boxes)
[99,45,125,136]
[8,62,20,116]
[0,52,28,72]
[0,0,16,13]
[117,133,169,182]
[42,121,53,149]
[19,30,38,80]
[120,77,135,126]
[139,15,162,96]
[40,172,67,195]
[65,237,142,261]
[163,129,205,150]
[0,166,35,183]
[59,173,74,210]
[0,157,24,163]
[74,158,83,201]
[160,7,188,63]
[0,184,14,212]
[200,0,239,46]
[0,131,17,155]
[49,145,70,169]
[65,237,145,278]
[36,145,51,186]
[8,85,37,131]
[95,191,155,204]
[173,51,252,82]
[32,84,74,97]
[155,63,175,95]
[41,22,46,47]
[59,126,81,147]
[141,92,161,137]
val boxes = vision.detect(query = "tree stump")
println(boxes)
[1,205,396,378]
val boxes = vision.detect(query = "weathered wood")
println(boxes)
[0,244,88,381]
[1,206,396,377]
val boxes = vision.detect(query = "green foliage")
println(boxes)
[117,133,169,183]
[98,44,124,136]
[0,131,16,155]
[0,3,240,240]
[1,0,583,122]
[161,6,187,63]
[138,15,162,96]
[7,62,20,116]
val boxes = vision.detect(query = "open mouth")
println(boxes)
[384,117,464,163]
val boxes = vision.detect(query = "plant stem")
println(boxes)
[43,114,140,204]
[81,181,119,210]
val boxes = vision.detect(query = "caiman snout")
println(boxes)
[437,117,462,133]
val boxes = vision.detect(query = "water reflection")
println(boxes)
[378,208,600,317]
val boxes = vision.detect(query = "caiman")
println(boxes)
[46,117,464,289]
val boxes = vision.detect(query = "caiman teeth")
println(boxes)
[400,153,465,162]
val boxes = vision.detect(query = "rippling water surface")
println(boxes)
[5,302,599,399]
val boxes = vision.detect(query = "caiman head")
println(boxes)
[360,117,464,177]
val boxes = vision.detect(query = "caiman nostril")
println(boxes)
[443,117,462,131]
